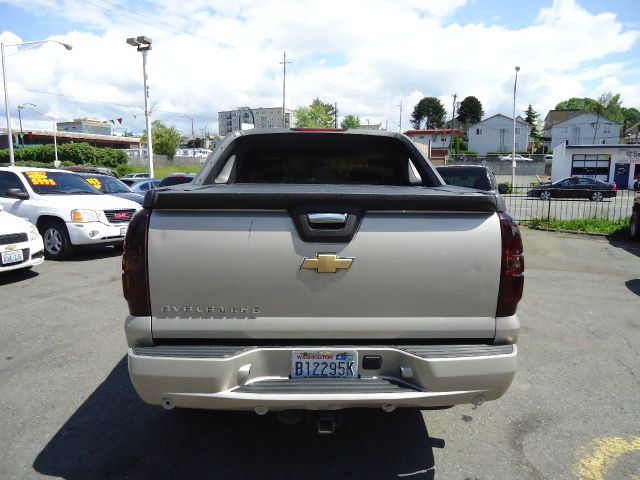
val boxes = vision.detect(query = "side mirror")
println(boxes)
[498,184,509,194]
[6,188,29,200]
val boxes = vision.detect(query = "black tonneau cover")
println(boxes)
[144,184,498,212]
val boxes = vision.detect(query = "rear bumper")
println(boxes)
[127,343,517,411]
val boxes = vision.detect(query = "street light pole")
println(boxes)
[23,105,59,167]
[1,39,71,166]
[279,51,291,128]
[512,65,521,188]
[180,114,195,163]
[18,102,36,147]
[127,36,154,178]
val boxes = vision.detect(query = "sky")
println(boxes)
[1,0,639,136]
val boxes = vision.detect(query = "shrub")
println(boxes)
[0,143,128,167]
[497,181,512,194]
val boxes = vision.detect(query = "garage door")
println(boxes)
[571,154,611,182]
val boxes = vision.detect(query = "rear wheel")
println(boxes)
[41,220,75,260]
[539,190,551,200]
[630,211,640,239]
[590,191,604,202]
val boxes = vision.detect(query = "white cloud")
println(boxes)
[1,0,639,137]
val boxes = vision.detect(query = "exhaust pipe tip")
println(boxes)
[161,397,174,410]
[254,406,269,416]
[382,404,396,413]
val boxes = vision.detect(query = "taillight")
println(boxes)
[496,212,524,317]
[612,183,617,191]
[122,208,151,316]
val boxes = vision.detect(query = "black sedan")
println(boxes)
[77,173,145,204]
[527,177,617,202]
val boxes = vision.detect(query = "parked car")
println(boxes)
[436,165,507,211]
[122,129,524,422]
[436,165,498,191]
[499,154,533,162]
[527,176,617,201]
[158,173,196,187]
[630,181,640,239]
[65,165,117,177]
[0,205,45,273]
[131,178,161,193]
[77,173,144,205]
[122,173,150,180]
[0,167,141,259]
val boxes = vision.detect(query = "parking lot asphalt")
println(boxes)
[0,230,639,479]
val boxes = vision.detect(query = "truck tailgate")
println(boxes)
[148,197,501,339]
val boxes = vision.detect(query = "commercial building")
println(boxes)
[551,142,640,189]
[0,127,141,150]
[218,107,296,135]
[57,118,113,136]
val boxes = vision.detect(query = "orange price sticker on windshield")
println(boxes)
[86,177,102,189]
[26,171,57,186]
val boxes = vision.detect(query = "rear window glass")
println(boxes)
[233,136,411,185]
[436,167,492,191]
[159,176,194,187]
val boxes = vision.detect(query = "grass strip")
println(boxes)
[528,217,629,235]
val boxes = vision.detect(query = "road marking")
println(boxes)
[574,436,640,479]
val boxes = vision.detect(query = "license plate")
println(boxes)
[1,249,24,265]
[291,350,358,379]
[120,227,127,236]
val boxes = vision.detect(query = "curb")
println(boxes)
[525,225,611,238]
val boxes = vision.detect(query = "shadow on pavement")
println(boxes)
[0,266,39,285]
[625,279,640,297]
[34,357,438,479]
[65,246,123,263]
[608,238,640,259]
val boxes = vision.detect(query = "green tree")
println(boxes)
[410,97,446,129]
[340,114,361,129]
[141,120,181,157]
[456,96,484,125]
[555,93,623,123]
[554,97,599,112]
[295,98,335,128]
[621,107,640,132]
[524,105,541,139]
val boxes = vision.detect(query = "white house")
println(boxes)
[543,110,621,150]
[466,114,530,155]
[403,128,464,149]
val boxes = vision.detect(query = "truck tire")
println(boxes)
[630,211,640,240]
[40,220,75,260]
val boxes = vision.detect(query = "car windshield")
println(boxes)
[84,176,132,193]
[22,171,101,195]
[436,167,492,191]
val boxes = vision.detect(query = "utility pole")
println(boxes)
[334,102,338,128]
[398,100,403,133]
[279,51,291,128]
[450,93,457,153]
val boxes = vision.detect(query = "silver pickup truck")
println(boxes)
[122,128,524,424]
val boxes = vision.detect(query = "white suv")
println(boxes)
[0,167,140,259]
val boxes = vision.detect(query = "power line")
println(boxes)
[138,0,206,26]
[78,0,183,37]
[96,0,189,34]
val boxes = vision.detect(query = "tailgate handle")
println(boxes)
[307,213,347,225]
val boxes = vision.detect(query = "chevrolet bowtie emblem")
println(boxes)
[300,254,354,273]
